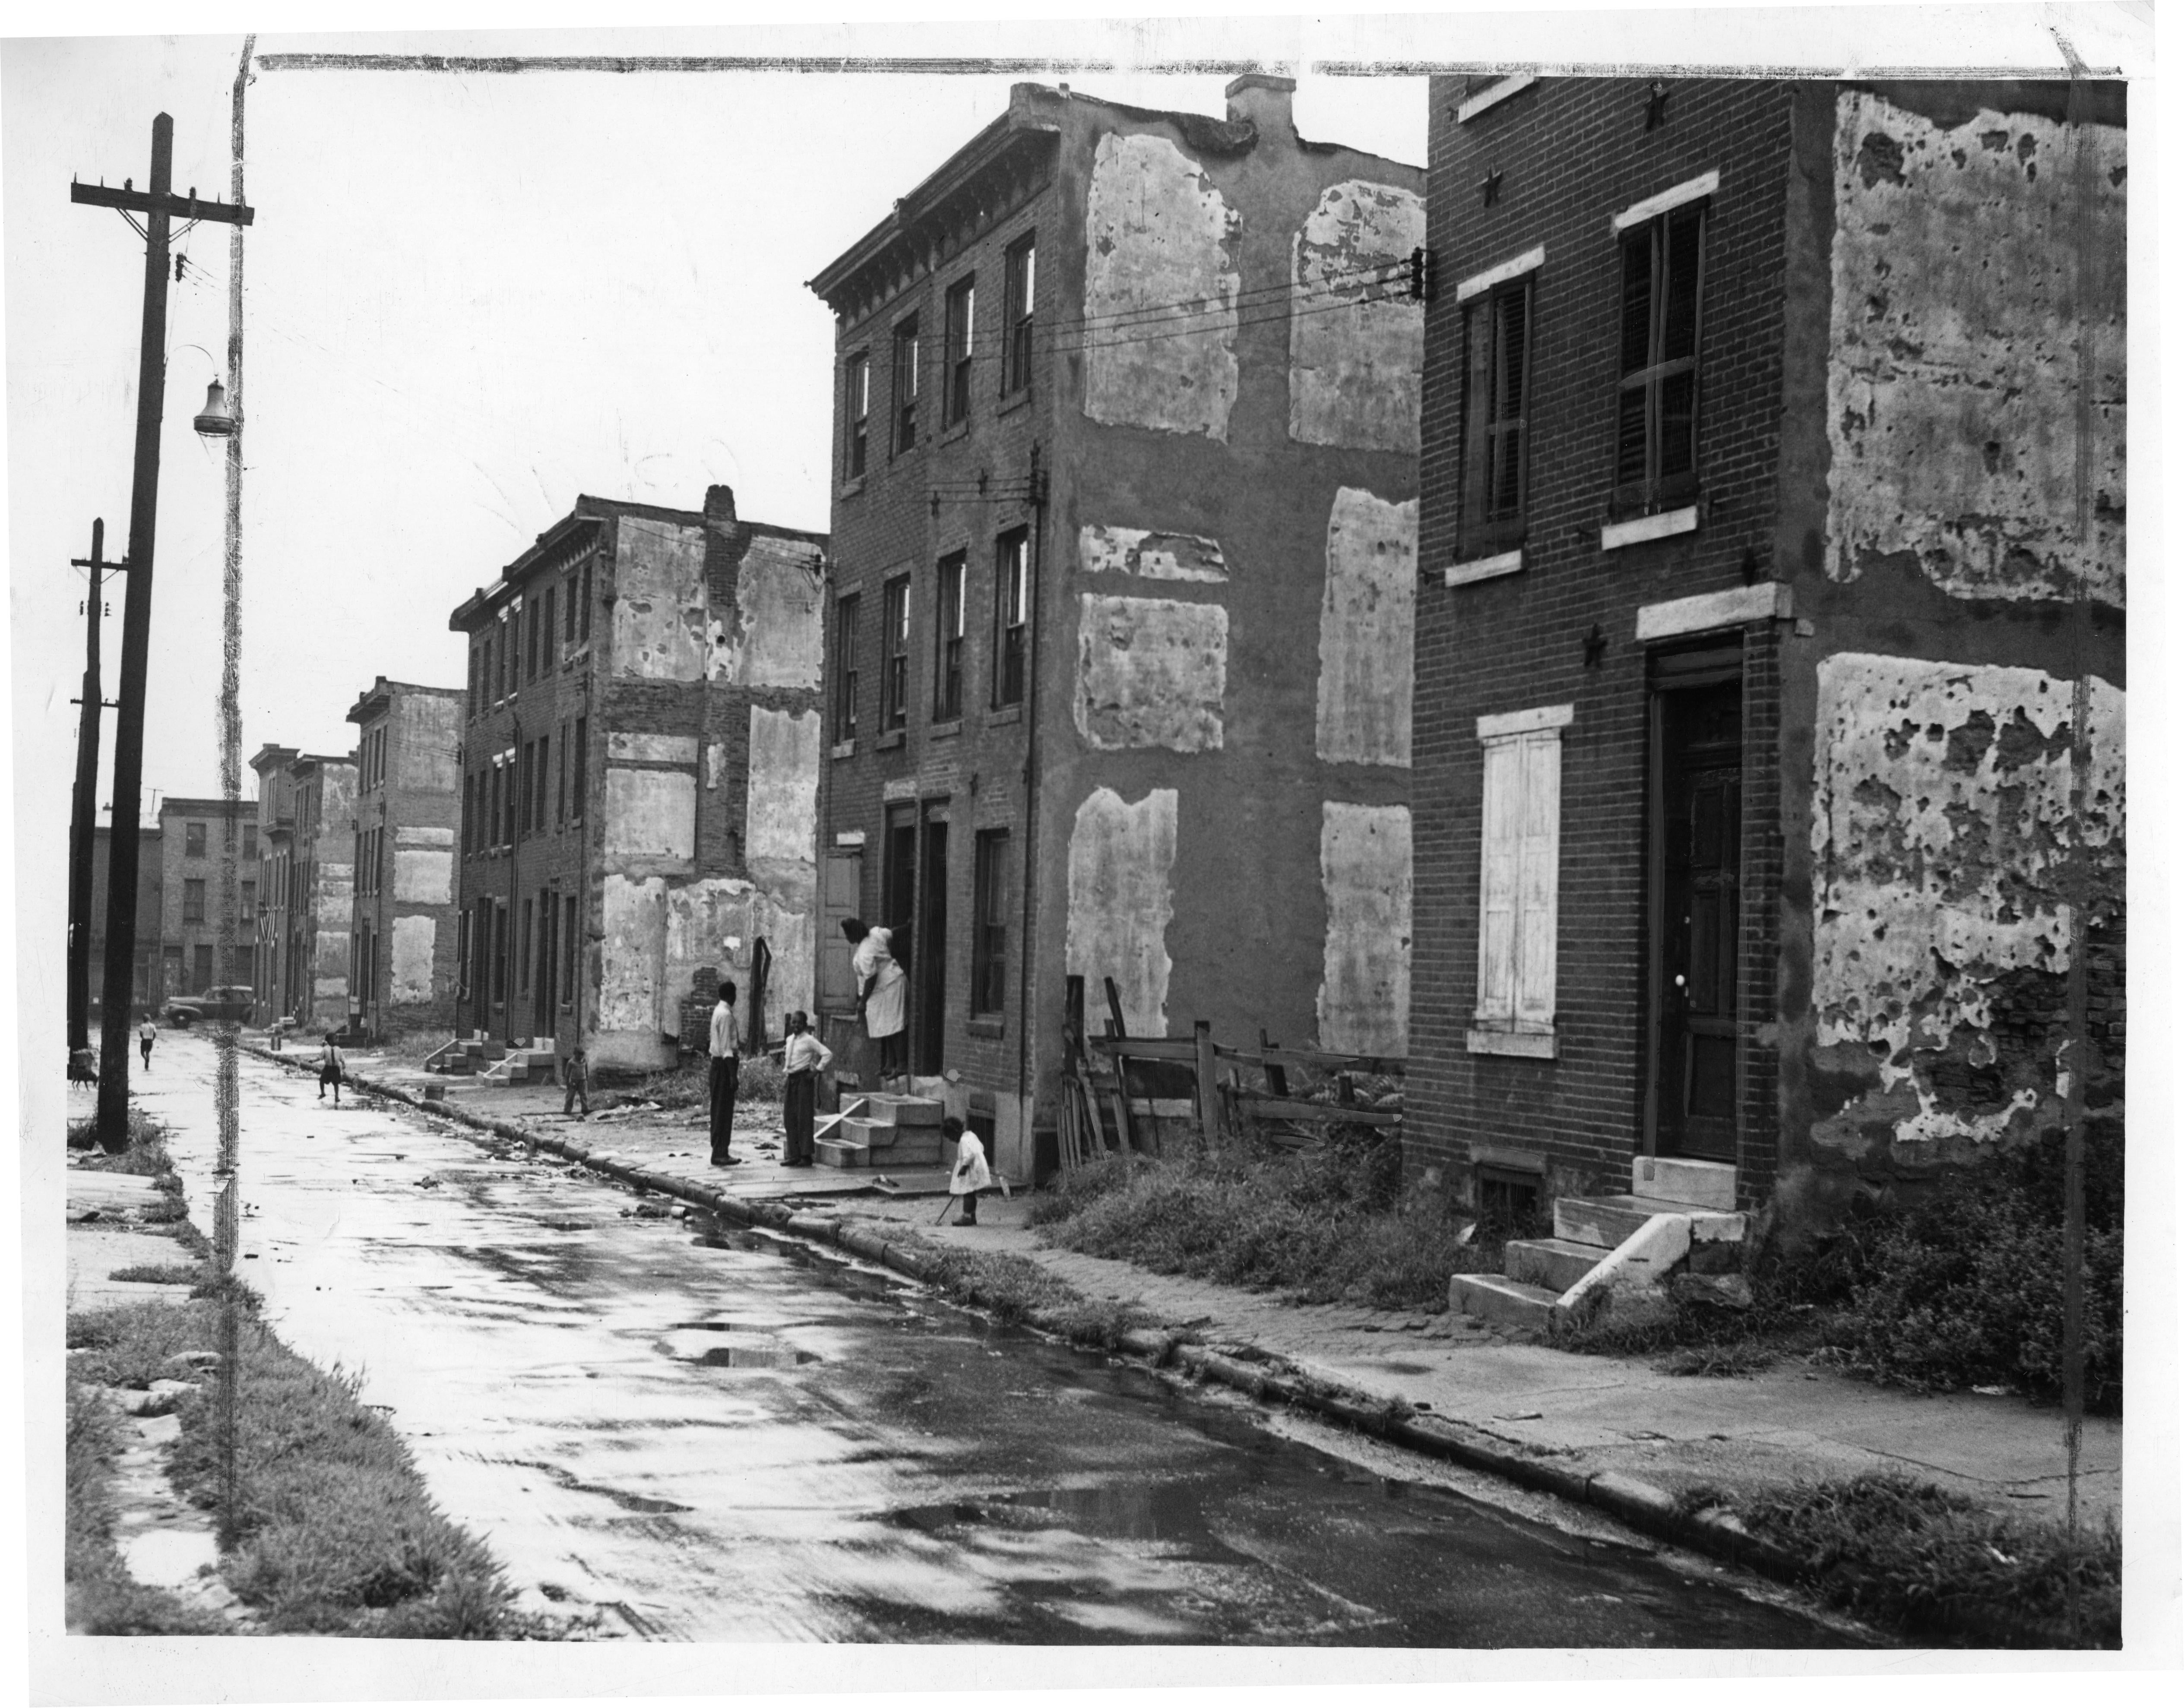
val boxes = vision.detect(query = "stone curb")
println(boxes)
[237,1041,1811,1590]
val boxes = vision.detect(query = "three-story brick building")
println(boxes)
[810,78,1424,1175]
[345,677,465,1041]
[155,796,256,1003]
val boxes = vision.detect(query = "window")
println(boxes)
[845,351,870,479]
[490,765,503,849]
[556,721,569,822]
[520,899,533,996]
[468,642,481,718]
[882,576,910,731]
[972,830,1010,1016]
[993,530,1029,707]
[376,828,387,895]
[892,318,920,453]
[183,879,206,924]
[578,562,592,642]
[571,718,587,818]
[185,821,206,857]
[934,554,965,721]
[1471,705,1570,1051]
[1615,204,1703,515]
[534,736,550,832]
[562,894,578,1005]
[527,599,541,681]
[462,774,475,854]
[493,902,508,1005]
[1002,237,1035,396]
[541,586,556,667]
[1463,277,1533,554]
[943,275,975,428]
[242,879,256,914]
[834,594,860,742]
[538,888,555,1006]
[563,575,578,642]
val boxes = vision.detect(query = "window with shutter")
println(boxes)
[1470,705,1570,1055]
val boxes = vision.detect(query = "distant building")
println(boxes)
[155,796,256,1001]
[449,487,826,1069]
[287,753,358,1034]
[807,78,1424,1173]
[345,678,464,1041]
[249,745,299,1027]
[88,826,163,1017]
[1407,76,2125,1234]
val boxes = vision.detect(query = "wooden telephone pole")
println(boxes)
[66,518,125,1060]
[75,115,253,1150]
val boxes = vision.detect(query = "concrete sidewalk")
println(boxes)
[247,1043,2122,1534]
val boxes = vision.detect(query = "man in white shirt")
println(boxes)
[709,979,741,1166]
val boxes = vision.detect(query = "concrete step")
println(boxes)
[1504,1236,1612,1294]
[855,1093,945,1129]
[815,1136,866,1168]
[1631,1155,1737,1211]
[1449,1272,1560,1330]
[1554,1194,1745,1249]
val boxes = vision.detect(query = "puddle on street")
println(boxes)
[145,1043,1861,1647]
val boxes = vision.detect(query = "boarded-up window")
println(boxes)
[1475,708,1569,1033]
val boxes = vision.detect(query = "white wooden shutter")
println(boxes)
[1475,738,1520,1022]
[1514,732,1562,1028]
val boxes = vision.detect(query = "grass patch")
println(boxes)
[919,1245,1157,1347]
[1709,1473,2120,1648]
[1032,1132,1508,1311]
[622,1053,785,1110]
[108,1263,201,1286]
[67,1297,518,1636]
[66,1379,229,1635]
[68,1108,176,1178]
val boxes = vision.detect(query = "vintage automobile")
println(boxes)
[161,985,254,1027]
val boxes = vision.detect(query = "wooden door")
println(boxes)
[817,849,863,1015]
[1653,678,1742,1161]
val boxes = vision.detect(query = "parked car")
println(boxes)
[161,986,254,1026]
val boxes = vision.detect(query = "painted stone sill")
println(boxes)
[987,703,1023,727]
[875,730,906,751]
[1446,547,1524,588]
[929,719,964,740]
[967,1016,1005,1039]
[839,475,866,499]
[1465,1028,1557,1059]
[830,739,856,761]
[1601,506,1699,551]
[1635,582,1793,642]
[940,419,971,445]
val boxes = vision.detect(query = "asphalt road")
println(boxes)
[141,1037,1851,1646]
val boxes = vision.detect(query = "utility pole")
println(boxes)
[74,115,253,1150]
[67,519,126,1059]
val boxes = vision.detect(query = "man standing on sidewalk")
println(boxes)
[709,979,741,1167]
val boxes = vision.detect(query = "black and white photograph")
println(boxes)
[6,1,2174,1697]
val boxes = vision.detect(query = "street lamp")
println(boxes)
[193,376,235,438]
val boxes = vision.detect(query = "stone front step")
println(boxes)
[1631,1154,1738,1211]
[848,1093,944,1128]
[1504,1236,1613,1294]
[1554,1194,1745,1250]
[814,1135,866,1168]
[1449,1272,1560,1330]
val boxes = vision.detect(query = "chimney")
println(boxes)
[703,483,738,527]
[1224,73,1295,140]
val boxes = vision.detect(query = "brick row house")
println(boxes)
[810,78,1424,1175]
[247,745,358,1033]
[449,488,826,1070]
[1409,75,2124,1250]
[155,796,256,1001]
[87,826,163,1017]
[345,677,465,1041]
[248,744,298,1026]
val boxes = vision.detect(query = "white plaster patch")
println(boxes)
[402,696,463,793]
[392,848,453,906]
[389,914,436,1003]
[1812,651,2124,1153]
[745,705,821,875]
[1066,788,1177,1037]
[1826,89,2126,605]
[607,732,700,764]
[1077,525,1229,583]
[665,879,817,1034]
[706,743,726,790]
[597,873,669,1045]
[603,767,696,867]
[1075,594,1227,753]
[1315,487,1417,767]
[394,825,455,848]
[709,533,826,688]
[610,515,709,679]
[1290,180,1425,452]
[1083,132,1241,440]
[1317,803,1412,1054]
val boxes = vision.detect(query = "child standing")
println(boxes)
[562,1045,591,1118]
[945,1117,996,1227]
[318,1033,346,1104]
[779,1011,833,1167]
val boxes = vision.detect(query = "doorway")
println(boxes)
[1649,662,1742,1162]
[915,812,949,1077]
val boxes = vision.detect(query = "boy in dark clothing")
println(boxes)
[563,1046,591,1118]
[317,1033,346,1104]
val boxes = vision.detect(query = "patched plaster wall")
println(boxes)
[745,706,821,877]
[664,879,815,1044]
[597,872,668,1052]
[1826,89,2126,605]
[1318,802,1412,1053]
[1082,132,1241,440]
[1078,525,1229,582]
[602,767,696,869]
[1066,787,1178,1035]
[1315,488,1417,767]
[610,516,711,679]
[1075,594,1228,753]
[709,533,826,689]
[1809,652,2123,1165]
[389,914,436,1004]
[1290,180,1426,452]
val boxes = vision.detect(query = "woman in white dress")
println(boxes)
[844,918,908,1088]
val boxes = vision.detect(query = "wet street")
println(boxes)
[139,1038,1847,1646]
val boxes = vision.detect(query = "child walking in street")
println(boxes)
[318,1033,346,1104]
[137,1017,155,1072]
[779,1011,833,1167]
[562,1045,590,1118]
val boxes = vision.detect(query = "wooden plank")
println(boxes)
[1101,1017,1139,1157]
[1086,1036,1200,1063]
[1213,1043,1407,1075]
[1259,1029,1288,1098]
[1194,1019,1223,1148]
[1228,1092,1402,1128]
